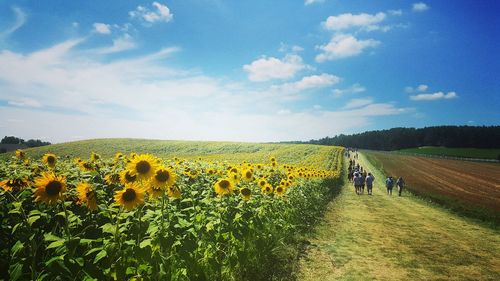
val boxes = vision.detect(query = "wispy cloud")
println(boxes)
[405,84,428,93]
[90,34,136,54]
[410,91,457,101]
[0,7,27,40]
[0,38,408,142]
[412,2,429,12]
[304,0,325,6]
[270,74,340,94]
[332,83,366,97]
[322,12,386,31]
[243,54,306,82]
[315,34,380,62]
[129,2,173,24]
[343,98,373,109]
[93,23,111,34]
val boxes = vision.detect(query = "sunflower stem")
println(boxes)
[61,201,71,238]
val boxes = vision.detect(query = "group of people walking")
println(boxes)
[346,149,405,197]
[347,159,375,195]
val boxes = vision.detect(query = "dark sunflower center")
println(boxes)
[46,181,62,196]
[47,156,55,164]
[155,170,170,182]
[125,172,137,182]
[241,188,251,197]
[219,180,230,189]
[266,186,271,192]
[277,187,283,193]
[136,161,151,174]
[245,171,252,178]
[122,188,136,202]
[83,163,92,169]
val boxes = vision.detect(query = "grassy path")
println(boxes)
[298,153,500,281]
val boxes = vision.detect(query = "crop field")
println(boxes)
[364,151,500,223]
[0,140,343,281]
[398,146,500,160]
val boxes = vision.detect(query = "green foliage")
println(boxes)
[0,142,343,280]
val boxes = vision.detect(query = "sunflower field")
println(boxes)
[0,142,343,281]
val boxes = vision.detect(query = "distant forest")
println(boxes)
[301,126,500,150]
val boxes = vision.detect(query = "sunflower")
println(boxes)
[33,172,67,204]
[151,167,176,188]
[261,184,273,195]
[167,185,182,199]
[78,160,94,172]
[114,183,145,211]
[242,169,254,182]
[240,187,251,201]
[120,170,137,185]
[15,149,25,159]
[76,182,97,210]
[257,178,268,188]
[148,185,165,200]
[126,154,159,180]
[90,152,100,162]
[42,153,57,167]
[114,152,124,162]
[275,186,285,196]
[105,173,121,185]
[214,179,234,197]
[0,178,29,192]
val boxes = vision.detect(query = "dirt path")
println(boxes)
[298,153,500,281]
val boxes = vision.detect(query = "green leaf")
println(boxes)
[45,254,65,266]
[12,223,22,234]
[28,215,40,226]
[44,233,62,242]
[93,249,107,264]
[79,238,94,245]
[101,223,115,235]
[139,239,152,249]
[47,239,65,249]
[11,241,24,256]
[9,262,23,281]
[85,247,103,256]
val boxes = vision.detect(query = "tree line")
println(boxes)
[1,136,51,147]
[299,126,500,150]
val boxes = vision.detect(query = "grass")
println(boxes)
[298,153,500,280]
[398,146,500,160]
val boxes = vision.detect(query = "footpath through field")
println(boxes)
[298,153,500,281]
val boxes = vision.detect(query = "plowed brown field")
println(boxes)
[364,151,500,221]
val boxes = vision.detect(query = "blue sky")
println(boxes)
[0,0,498,143]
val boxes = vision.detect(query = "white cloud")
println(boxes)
[0,7,27,39]
[243,54,305,82]
[322,12,386,31]
[93,23,111,34]
[271,73,341,93]
[305,0,325,5]
[410,91,457,101]
[332,83,366,97]
[343,98,373,109]
[129,2,173,24]
[91,34,136,54]
[413,2,429,12]
[388,10,403,16]
[405,84,429,93]
[0,38,408,143]
[417,84,428,91]
[315,34,380,62]
[7,97,42,108]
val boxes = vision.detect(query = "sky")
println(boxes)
[0,0,499,143]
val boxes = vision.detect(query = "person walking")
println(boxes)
[353,172,361,194]
[396,177,405,196]
[365,172,375,195]
[385,176,394,195]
